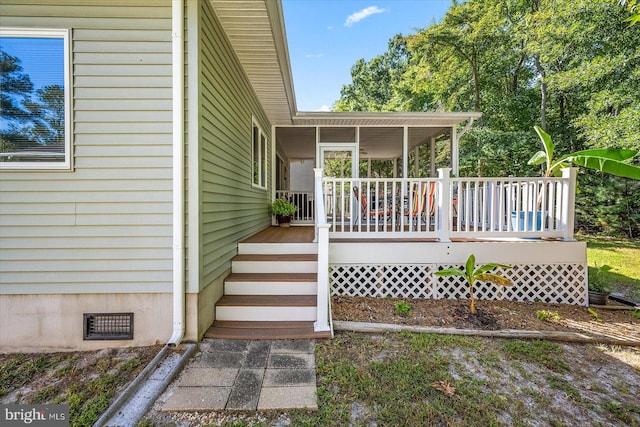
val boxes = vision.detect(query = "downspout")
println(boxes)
[451,117,474,177]
[458,117,474,139]
[168,0,185,345]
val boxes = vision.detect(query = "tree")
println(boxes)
[334,0,640,235]
[406,0,513,112]
[23,85,65,147]
[0,50,34,151]
[334,35,411,112]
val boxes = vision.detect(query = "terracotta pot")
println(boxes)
[588,290,609,306]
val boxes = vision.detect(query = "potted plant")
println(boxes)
[270,198,296,227]
[588,263,613,306]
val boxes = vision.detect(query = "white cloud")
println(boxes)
[344,6,387,27]
[316,105,332,112]
[327,26,334,31]
[305,53,325,59]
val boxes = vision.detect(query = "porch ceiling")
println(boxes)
[277,112,482,160]
[209,0,297,125]
[277,126,450,160]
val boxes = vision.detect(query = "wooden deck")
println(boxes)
[241,226,315,243]
[242,225,566,245]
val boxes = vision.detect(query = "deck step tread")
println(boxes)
[205,321,331,340]
[232,254,317,262]
[216,295,316,307]
[225,273,317,282]
[212,321,314,329]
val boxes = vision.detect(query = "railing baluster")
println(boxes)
[320,174,572,239]
[473,181,479,232]
[331,181,337,231]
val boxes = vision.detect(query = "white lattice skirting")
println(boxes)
[329,263,588,306]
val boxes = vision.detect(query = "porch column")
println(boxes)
[438,168,452,242]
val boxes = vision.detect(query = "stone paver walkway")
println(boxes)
[162,339,317,412]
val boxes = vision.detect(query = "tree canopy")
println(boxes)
[334,0,640,237]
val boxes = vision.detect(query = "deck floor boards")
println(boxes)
[242,225,564,244]
[241,226,314,243]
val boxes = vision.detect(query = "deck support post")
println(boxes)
[438,168,452,242]
[561,167,577,241]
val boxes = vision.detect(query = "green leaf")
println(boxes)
[474,263,512,276]
[566,155,640,180]
[465,255,476,276]
[528,150,547,166]
[435,268,465,276]
[567,149,637,162]
[534,126,554,173]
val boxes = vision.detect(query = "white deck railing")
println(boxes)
[319,167,577,240]
[275,190,315,224]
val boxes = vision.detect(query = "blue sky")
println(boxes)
[282,0,450,111]
[0,37,64,90]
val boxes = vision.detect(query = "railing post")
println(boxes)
[313,167,332,333]
[314,223,331,333]
[438,168,452,242]
[561,167,577,241]
[313,168,324,243]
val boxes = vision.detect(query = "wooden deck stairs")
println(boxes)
[205,233,331,340]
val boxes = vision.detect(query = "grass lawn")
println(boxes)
[284,332,640,427]
[578,233,640,301]
[0,346,161,427]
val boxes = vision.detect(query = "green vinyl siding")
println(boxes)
[197,0,271,289]
[0,0,173,294]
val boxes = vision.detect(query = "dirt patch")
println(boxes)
[332,296,640,339]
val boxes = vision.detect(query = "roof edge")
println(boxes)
[293,111,482,123]
[266,0,298,120]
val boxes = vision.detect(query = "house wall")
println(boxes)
[0,0,174,350]
[188,0,273,337]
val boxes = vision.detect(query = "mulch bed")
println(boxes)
[332,296,640,339]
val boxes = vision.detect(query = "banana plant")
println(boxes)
[435,255,513,314]
[529,126,640,179]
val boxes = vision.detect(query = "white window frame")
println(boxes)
[0,28,72,170]
[251,117,267,189]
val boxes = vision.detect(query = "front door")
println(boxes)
[318,144,358,225]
